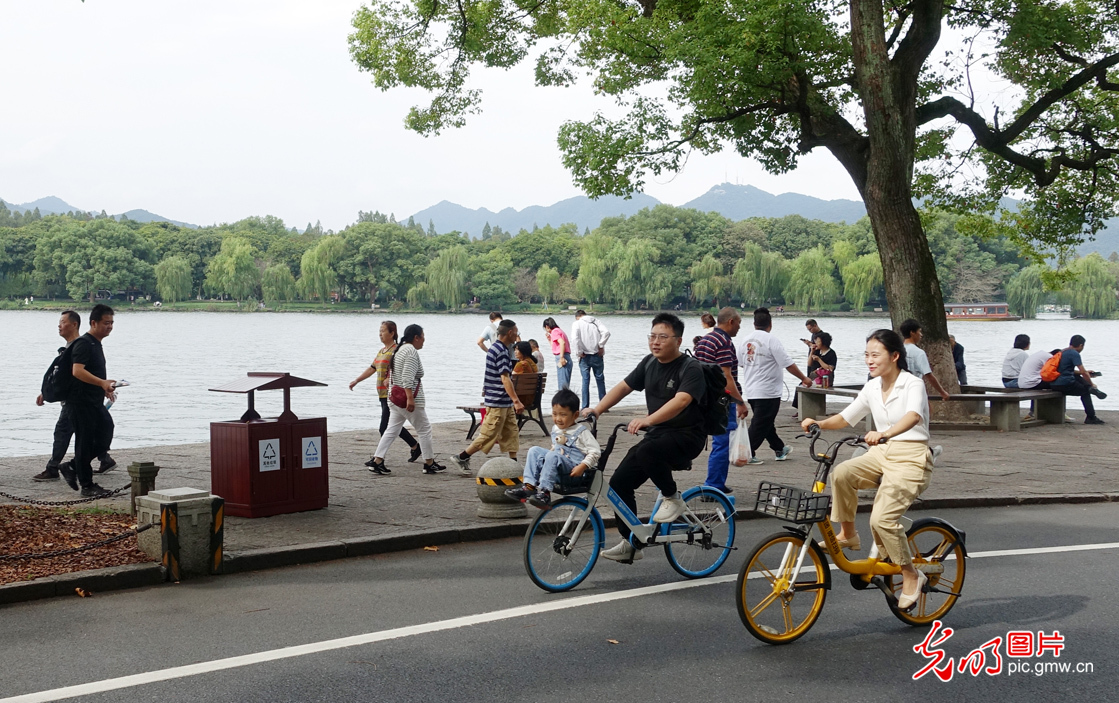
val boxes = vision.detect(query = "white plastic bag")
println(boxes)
[728,426,753,466]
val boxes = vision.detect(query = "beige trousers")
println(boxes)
[829,441,932,566]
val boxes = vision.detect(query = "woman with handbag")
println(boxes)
[368,324,446,474]
[349,321,422,466]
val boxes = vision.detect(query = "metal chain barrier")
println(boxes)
[0,482,131,507]
[0,522,156,562]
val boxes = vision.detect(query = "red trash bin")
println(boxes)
[209,372,329,518]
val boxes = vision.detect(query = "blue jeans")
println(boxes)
[705,402,737,491]
[524,445,579,492]
[1002,378,1019,388]
[579,353,606,408]
[555,352,572,390]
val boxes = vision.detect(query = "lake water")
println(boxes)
[2,310,1114,456]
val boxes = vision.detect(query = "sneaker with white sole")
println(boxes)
[449,454,472,474]
[930,445,942,466]
[745,457,764,465]
[600,539,643,563]
[775,446,792,461]
[653,492,687,523]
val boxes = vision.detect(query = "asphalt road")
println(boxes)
[2,503,1118,702]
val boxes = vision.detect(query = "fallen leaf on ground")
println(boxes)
[75,588,92,597]
[607,639,620,644]
[423,546,439,552]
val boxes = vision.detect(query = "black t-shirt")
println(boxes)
[808,349,838,375]
[624,354,706,432]
[70,333,107,405]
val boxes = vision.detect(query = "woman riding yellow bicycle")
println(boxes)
[799,328,933,611]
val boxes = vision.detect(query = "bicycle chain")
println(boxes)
[0,522,156,561]
[0,482,131,507]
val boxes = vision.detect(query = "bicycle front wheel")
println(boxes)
[523,497,604,593]
[886,519,967,625]
[736,531,829,645]
[662,487,736,578]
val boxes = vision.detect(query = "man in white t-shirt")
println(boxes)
[737,308,811,463]
[899,319,951,401]
[477,312,503,352]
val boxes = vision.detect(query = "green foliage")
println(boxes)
[732,243,788,306]
[154,255,193,303]
[1005,265,1047,319]
[840,253,884,314]
[32,219,154,303]
[688,254,724,306]
[536,263,561,308]
[784,246,839,313]
[426,245,470,309]
[611,238,661,310]
[471,248,517,308]
[261,263,298,304]
[1062,254,1117,319]
[298,236,345,305]
[205,237,260,302]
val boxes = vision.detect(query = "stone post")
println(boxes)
[475,456,527,519]
[127,461,160,517]
[136,488,220,578]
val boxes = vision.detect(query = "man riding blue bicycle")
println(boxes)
[581,313,707,564]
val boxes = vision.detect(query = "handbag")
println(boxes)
[389,378,421,408]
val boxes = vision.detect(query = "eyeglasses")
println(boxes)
[647,334,679,342]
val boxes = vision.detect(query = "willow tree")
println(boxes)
[261,263,298,305]
[785,245,840,312]
[425,245,470,309]
[732,242,788,306]
[299,236,346,306]
[205,237,259,303]
[350,0,1119,397]
[1062,253,1117,318]
[612,238,660,310]
[576,232,615,307]
[689,254,724,307]
[1004,264,1046,319]
[536,263,561,308]
[155,255,193,303]
[841,253,884,314]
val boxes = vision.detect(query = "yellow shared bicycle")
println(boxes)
[736,425,967,645]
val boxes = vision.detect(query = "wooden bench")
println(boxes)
[797,384,1066,432]
[456,372,550,440]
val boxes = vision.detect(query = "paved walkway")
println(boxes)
[2,404,1116,555]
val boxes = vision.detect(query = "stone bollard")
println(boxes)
[127,461,160,517]
[475,456,528,519]
[136,488,222,579]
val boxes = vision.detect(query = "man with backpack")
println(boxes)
[582,312,721,564]
[33,311,114,482]
[1046,335,1107,425]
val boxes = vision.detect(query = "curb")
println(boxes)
[4,492,1118,605]
[0,563,164,606]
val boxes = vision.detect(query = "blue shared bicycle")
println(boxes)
[522,421,737,592]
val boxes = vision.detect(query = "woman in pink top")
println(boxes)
[543,317,572,390]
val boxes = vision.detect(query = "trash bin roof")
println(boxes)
[208,372,328,394]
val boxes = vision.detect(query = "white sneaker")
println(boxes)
[600,539,643,563]
[930,445,942,467]
[653,492,687,523]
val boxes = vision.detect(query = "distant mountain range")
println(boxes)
[5,186,1117,256]
[2,195,198,229]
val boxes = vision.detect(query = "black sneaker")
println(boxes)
[80,483,108,497]
[1085,416,1106,425]
[1090,388,1107,400]
[364,456,378,467]
[57,461,79,491]
[408,445,423,463]
[367,460,391,474]
[527,489,552,509]
[422,461,447,474]
[505,486,535,502]
[95,457,117,474]
[33,468,60,482]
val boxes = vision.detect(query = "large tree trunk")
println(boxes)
[850,0,964,419]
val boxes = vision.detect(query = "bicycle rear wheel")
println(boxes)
[736,531,829,645]
[662,487,736,578]
[523,497,604,593]
[886,519,966,625]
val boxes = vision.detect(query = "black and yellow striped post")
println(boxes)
[210,497,224,575]
[160,503,181,582]
[475,476,523,488]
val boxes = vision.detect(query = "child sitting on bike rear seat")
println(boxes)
[798,328,933,611]
[506,389,600,510]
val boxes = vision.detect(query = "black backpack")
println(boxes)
[649,353,730,436]
[41,345,75,403]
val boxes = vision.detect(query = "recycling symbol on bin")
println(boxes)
[263,443,277,460]
[305,441,319,462]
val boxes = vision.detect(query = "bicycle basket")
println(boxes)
[754,482,831,524]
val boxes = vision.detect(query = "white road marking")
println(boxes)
[5,540,1119,703]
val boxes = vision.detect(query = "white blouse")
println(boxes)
[839,371,930,443]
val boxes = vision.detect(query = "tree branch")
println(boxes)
[635,103,786,157]
[891,0,945,81]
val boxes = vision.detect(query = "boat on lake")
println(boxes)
[944,302,1022,321]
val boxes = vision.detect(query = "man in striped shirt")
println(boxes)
[693,307,748,493]
[450,319,525,474]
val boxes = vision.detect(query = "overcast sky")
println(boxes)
[2,1,876,230]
